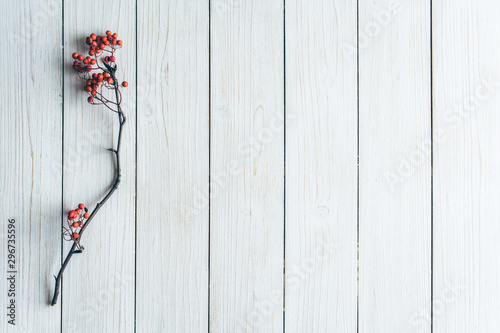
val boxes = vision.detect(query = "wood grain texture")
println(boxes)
[433,0,500,331]
[136,0,209,331]
[61,1,136,332]
[285,0,357,331]
[5,1,500,331]
[358,0,431,332]
[210,0,284,331]
[0,0,62,331]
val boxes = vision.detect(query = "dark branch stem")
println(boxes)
[51,72,125,306]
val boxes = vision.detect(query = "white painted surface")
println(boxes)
[210,1,284,331]
[285,0,357,331]
[1,0,500,332]
[0,0,62,332]
[433,0,500,331]
[136,0,209,331]
[358,1,431,332]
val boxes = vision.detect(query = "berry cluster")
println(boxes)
[71,30,128,108]
[64,203,90,250]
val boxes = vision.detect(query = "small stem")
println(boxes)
[51,71,125,306]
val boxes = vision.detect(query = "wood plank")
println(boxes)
[358,0,431,331]
[136,0,209,331]
[210,1,284,331]
[61,1,136,331]
[433,0,500,331]
[0,0,62,331]
[284,0,357,331]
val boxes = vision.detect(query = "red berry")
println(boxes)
[111,39,117,45]
[117,40,123,46]
[90,59,96,65]
[100,44,105,49]
[84,86,92,92]
[78,203,85,209]
[103,72,110,78]
[73,233,79,240]
[90,33,97,40]
[122,81,128,87]
[84,213,90,219]
[107,77,114,84]
[78,55,84,61]
[106,30,112,35]
[109,56,116,62]
[72,52,79,59]
[88,96,94,103]
[68,210,77,219]
[72,222,79,228]
[112,33,118,39]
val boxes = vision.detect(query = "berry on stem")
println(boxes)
[53,30,128,307]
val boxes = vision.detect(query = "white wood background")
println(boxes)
[1,0,500,332]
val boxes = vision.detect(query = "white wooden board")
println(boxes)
[61,1,136,332]
[285,0,357,331]
[358,0,432,332]
[433,0,500,331]
[0,0,62,331]
[210,0,284,331]
[136,0,209,331]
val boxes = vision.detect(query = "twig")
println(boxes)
[51,71,125,306]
